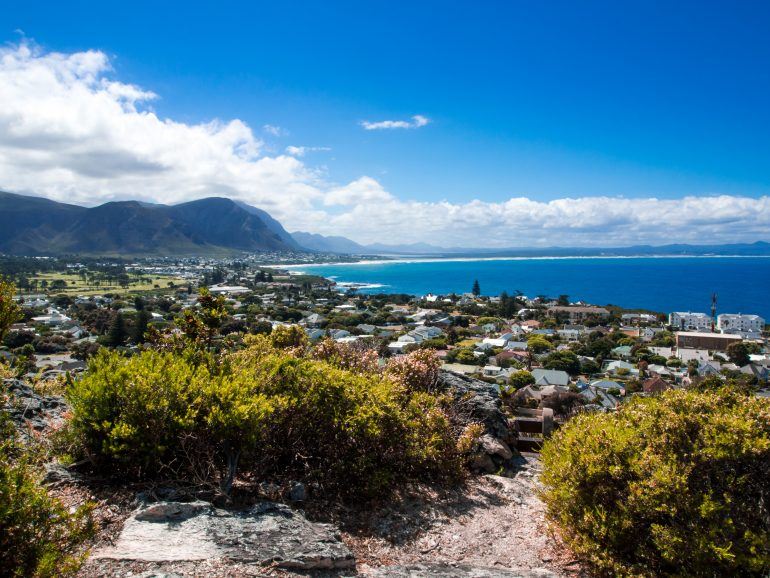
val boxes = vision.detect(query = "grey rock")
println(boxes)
[288,480,306,502]
[480,434,513,460]
[43,462,79,486]
[470,452,497,473]
[94,500,355,570]
[2,379,69,435]
[437,372,511,443]
[365,563,558,577]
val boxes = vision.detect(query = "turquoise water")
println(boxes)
[298,257,770,319]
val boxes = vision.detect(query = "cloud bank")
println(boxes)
[0,43,768,248]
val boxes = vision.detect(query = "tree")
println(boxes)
[0,277,22,344]
[557,294,570,306]
[508,370,535,389]
[471,279,481,296]
[105,312,127,347]
[527,334,553,354]
[133,309,151,344]
[543,350,581,375]
[726,341,750,366]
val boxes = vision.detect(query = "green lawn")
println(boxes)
[26,272,189,296]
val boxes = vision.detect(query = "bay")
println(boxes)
[297,257,770,319]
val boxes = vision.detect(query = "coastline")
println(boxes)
[273,253,770,270]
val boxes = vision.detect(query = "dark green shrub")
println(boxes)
[541,389,770,577]
[0,414,94,577]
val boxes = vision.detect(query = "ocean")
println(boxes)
[296,256,770,319]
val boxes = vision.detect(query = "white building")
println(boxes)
[669,311,711,331]
[717,313,765,334]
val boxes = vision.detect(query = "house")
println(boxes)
[411,326,444,341]
[517,384,570,402]
[387,341,411,354]
[604,360,638,376]
[717,313,765,334]
[741,363,770,383]
[557,329,582,342]
[649,346,673,358]
[591,379,624,392]
[675,331,741,352]
[531,368,570,387]
[505,341,529,351]
[669,311,711,331]
[305,328,325,341]
[303,313,326,327]
[546,305,610,323]
[611,345,633,359]
[696,361,722,377]
[676,348,711,363]
[483,365,503,377]
[580,386,620,410]
[643,376,671,394]
[208,284,251,295]
[31,309,71,326]
[357,323,376,334]
[329,329,350,340]
[441,363,482,376]
[482,337,508,348]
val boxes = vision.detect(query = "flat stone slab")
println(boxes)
[94,500,355,570]
[365,564,557,577]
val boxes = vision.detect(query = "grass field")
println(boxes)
[25,272,189,296]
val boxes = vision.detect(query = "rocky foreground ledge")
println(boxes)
[93,500,355,570]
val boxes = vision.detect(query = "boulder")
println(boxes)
[437,371,511,442]
[2,378,69,435]
[480,434,513,460]
[438,371,517,471]
[93,500,355,570]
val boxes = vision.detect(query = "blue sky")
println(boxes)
[1,1,770,245]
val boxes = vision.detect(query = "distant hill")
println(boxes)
[0,192,300,256]
[292,230,770,257]
[290,231,369,254]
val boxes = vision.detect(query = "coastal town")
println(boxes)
[3,255,767,454]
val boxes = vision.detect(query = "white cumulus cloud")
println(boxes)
[285,145,331,157]
[0,43,768,249]
[360,114,430,130]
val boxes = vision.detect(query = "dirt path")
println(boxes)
[342,456,584,577]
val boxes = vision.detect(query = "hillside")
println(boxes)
[0,192,300,256]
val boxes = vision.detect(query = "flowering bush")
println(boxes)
[541,388,770,577]
[310,338,379,375]
[385,348,441,392]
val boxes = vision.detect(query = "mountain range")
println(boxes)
[1,191,769,258]
[0,191,301,256]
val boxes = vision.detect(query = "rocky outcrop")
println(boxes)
[438,371,516,473]
[94,500,355,570]
[2,378,69,435]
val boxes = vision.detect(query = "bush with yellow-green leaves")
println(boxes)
[68,338,465,497]
[541,388,770,577]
